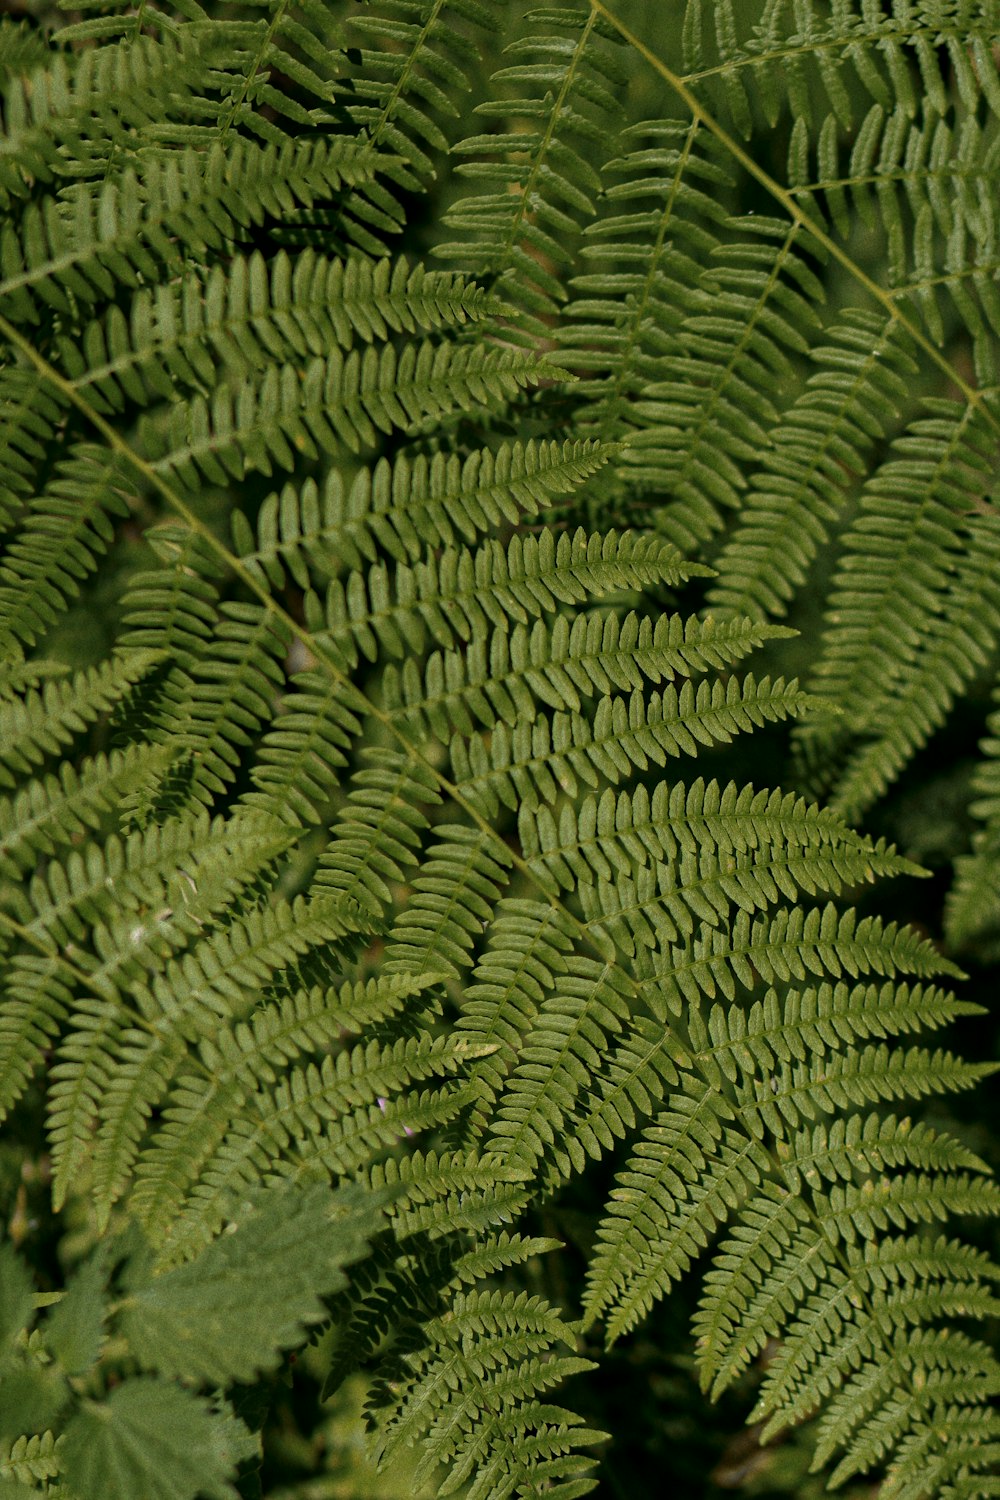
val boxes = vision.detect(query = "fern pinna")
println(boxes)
[1,2,999,1498]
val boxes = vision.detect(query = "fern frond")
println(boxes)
[62,254,500,415]
[585,958,992,1354]
[362,1148,532,1238]
[0,650,161,788]
[484,951,649,1177]
[520,774,902,875]
[187,0,348,144]
[384,824,513,980]
[384,612,788,743]
[0,33,228,208]
[0,952,74,1118]
[0,741,170,878]
[347,0,503,189]
[575,837,919,965]
[47,891,368,1216]
[788,103,1000,351]
[0,445,135,653]
[0,366,67,520]
[584,1078,765,1341]
[752,1240,1000,1442]
[660,902,964,1011]
[156,597,290,808]
[828,511,1000,820]
[314,746,441,921]
[558,119,731,457]
[150,341,551,488]
[947,679,1000,954]
[234,438,620,582]
[316,528,695,668]
[679,0,1000,136]
[521,777,916,929]
[118,521,224,672]
[813,1328,1000,1485]
[130,1008,465,1255]
[162,1068,478,1269]
[453,674,811,817]
[241,665,363,825]
[18,808,292,951]
[0,19,49,89]
[0,1429,61,1486]
[796,396,1000,806]
[456,898,575,1130]
[619,217,825,553]
[0,138,377,325]
[439,4,625,336]
[700,1220,999,1406]
[708,310,916,621]
[370,1289,602,1497]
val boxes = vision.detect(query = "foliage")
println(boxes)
[1,1,1000,1497]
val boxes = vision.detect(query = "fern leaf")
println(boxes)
[234,438,619,583]
[584,1081,767,1342]
[0,953,74,1119]
[454,673,811,817]
[0,139,377,324]
[0,367,67,521]
[0,445,136,653]
[660,902,964,1011]
[0,33,227,209]
[827,512,1000,821]
[0,650,161,788]
[456,898,575,1130]
[315,746,441,922]
[81,894,368,1226]
[241,665,363,825]
[384,612,789,742]
[347,0,503,189]
[0,742,171,878]
[485,951,639,1177]
[558,119,732,458]
[679,1,1000,135]
[125,978,449,1243]
[619,217,825,553]
[63,254,500,414]
[150,341,552,487]
[708,310,916,621]
[948,679,1000,955]
[384,824,513,980]
[317,528,695,668]
[361,1148,533,1238]
[439,5,625,336]
[796,397,1000,806]
[162,1068,478,1269]
[371,1289,601,1496]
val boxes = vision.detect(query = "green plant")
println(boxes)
[2,2,1000,1497]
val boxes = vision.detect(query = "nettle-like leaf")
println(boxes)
[120,1183,384,1383]
[61,1381,247,1500]
[1,3,999,1499]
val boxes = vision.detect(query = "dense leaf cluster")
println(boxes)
[1,2,1000,1498]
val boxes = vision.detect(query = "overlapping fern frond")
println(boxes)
[1,2,999,1498]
